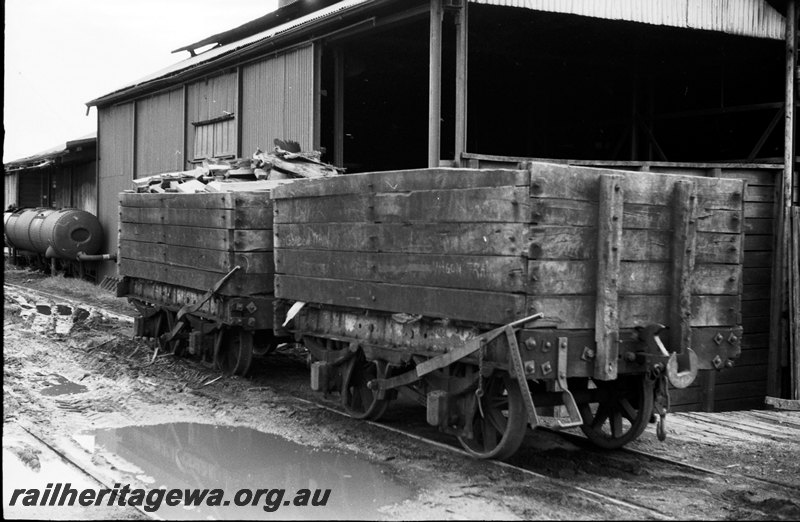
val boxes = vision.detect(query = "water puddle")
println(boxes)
[39,374,88,396]
[82,423,413,519]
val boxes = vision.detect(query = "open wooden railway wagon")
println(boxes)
[273,162,745,459]
[117,190,281,376]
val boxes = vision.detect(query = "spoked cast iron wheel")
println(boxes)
[341,351,390,421]
[214,328,254,376]
[457,372,527,461]
[576,375,654,449]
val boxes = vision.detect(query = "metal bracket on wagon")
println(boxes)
[630,324,698,389]
[160,266,241,345]
[367,312,544,393]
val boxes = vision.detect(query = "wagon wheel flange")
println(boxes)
[575,375,654,449]
[214,328,254,377]
[341,350,390,421]
[457,371,528,461]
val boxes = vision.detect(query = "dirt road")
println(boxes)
[3,268,799,520]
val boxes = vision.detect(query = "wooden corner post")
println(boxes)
[428,0,443,168]
[768,0,797,398]
[454,0,468,165]
[595,174,624,381]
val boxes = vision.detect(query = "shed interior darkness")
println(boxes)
[321,4,785,172]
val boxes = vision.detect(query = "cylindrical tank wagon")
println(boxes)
[4,207,107,278]
[4,207,104,259]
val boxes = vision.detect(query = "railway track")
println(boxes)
[6,282,796,520]
[11,423,148,520]
[550,428,799,493]
[290,395,677,520]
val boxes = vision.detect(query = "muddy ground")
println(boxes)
[3,266,800,520]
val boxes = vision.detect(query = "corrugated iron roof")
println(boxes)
[171,0,338,56]
[5,132,96,172]
[87,0,373,107]
[470,0,785,39]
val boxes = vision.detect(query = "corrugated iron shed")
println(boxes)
[87,0,786,109]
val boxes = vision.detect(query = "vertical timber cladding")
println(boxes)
[97,102,135,281]
[241,45,316,156]
[135,88,184,178]
[118,191,275,304]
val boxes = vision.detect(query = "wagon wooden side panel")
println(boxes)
[118,190,275,332]
[273,168,532,326]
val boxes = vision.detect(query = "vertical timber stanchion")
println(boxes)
[454,0,468,165]
[671,181,705,408]
[594,174,623,381]
[334,47,345,169]
[428,0,443,168]
[670,181,698,355]
[768,0,797,398]
[793,207,800,400]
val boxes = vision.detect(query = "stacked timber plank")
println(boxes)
[131,143,341,194]
[118,191,273,298]
[272,163,746,359]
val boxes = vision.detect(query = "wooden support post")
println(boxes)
[454,1,468,165]
[313,43,323,152]
[630,75,638,161]
[670,180,698,354]
[594,174,623,381]
[428,0,443,168]
[334,47,345,168]
[236,66,244,159]
[792,207,800,400]
[768,0,797,398]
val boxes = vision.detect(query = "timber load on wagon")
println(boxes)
[272,161,745,459]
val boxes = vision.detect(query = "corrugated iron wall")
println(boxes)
[70,161,97,214]
[98,102,134,279]
[50,167,71,209]
[4,173,19,209]
[241,44,315,155]
[185,73,238,166]
[135,88,184,177]
[470,0,785,39]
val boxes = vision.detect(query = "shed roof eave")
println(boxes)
[86,0,379,109]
